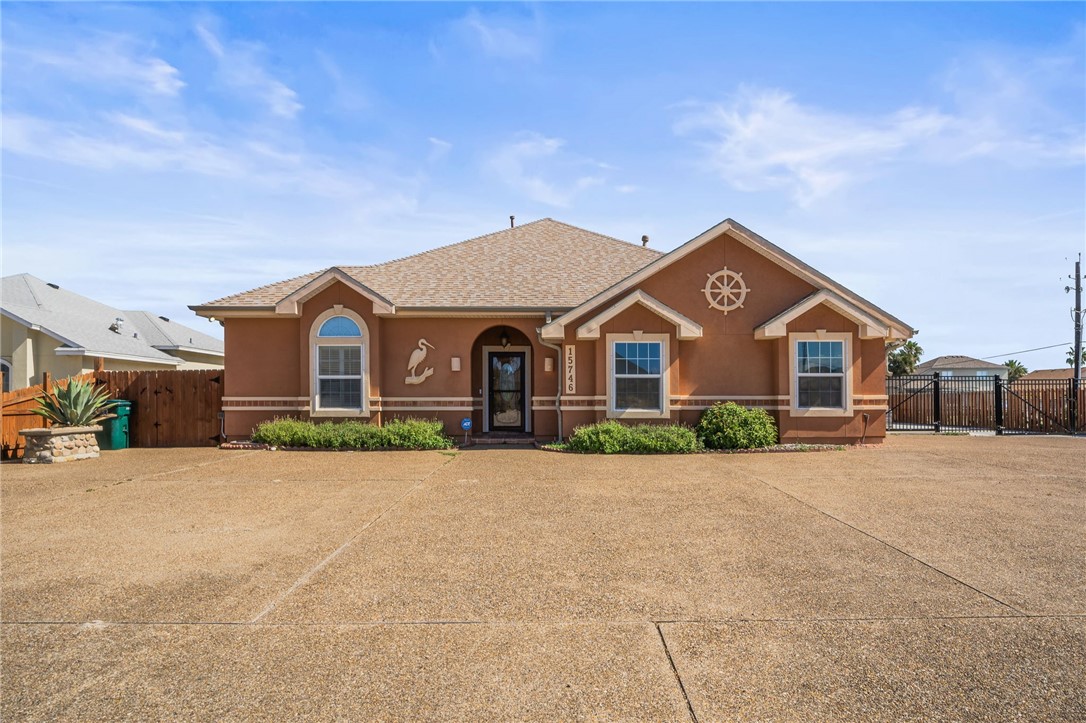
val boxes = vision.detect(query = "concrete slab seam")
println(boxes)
[247,455,457,624]
[7,613,1086,628]
[655,622,699,723]
[145,450,263,480]
[744,470,1026,616]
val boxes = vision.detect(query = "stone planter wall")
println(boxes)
[21,426,103,464]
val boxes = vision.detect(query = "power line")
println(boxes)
[981,342,1072,360]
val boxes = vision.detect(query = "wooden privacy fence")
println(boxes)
[95,370,224,448]
[1,369,223,459]
[1,372,95,460]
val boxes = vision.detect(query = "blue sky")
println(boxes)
[3,2,1084,369]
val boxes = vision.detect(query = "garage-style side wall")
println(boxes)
[223,317,301,437]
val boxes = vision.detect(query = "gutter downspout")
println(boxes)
[537,314,564,441]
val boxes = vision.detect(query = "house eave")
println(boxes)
[53,347,183,365]
[154,345,225,357]
[573,290,703,341]
[753,290,897,341]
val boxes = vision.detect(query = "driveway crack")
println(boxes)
[747,472,1025,615]
[248,455,456,624]
[654,622,698,723]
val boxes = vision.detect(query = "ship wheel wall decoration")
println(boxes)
[704,268,749,314]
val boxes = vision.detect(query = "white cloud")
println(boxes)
[8,35,185,97]
[428,137,453,162]
[1,112,402,201]
[195,21,303,119]
[486,132,607,207]
[676,51,1084,206]
[675,87,951,206]
[448,7,544,61]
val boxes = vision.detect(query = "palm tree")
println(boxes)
[1067,346,1086,367]
[1003,359,1027,382]
[887,340,924,376]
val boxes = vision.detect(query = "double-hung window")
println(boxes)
[796,340,845,408]
[613,341,663,413]
[314,315,364,411]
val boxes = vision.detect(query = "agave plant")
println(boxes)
[32,377,117,427]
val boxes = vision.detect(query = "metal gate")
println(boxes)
[887,373,1082,435]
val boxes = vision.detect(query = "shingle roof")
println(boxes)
[123,310,224,353]
[914,355,1006,372]
[198,219,662,310]
[1019,368,1075,381]
[1,274,223,363]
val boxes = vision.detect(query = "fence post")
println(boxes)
[994,376,1004,435]
[932,372,941,433]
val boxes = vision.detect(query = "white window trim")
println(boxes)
[606,333,670,420]
[310,307,370,418]
[789,331,853,417]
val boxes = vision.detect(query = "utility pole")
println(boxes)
[1073,255,1083,382]
[1068,256,1082,434]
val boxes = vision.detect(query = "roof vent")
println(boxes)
[159,316,170,322]
[132,332,139,339]
[109,317,124,334]
[510,215,515,228]
[46,283,59,289]
[641,235,649,247]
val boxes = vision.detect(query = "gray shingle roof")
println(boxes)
[914,355,1006,372]
[197,218,663,310]
[2,274,223,363]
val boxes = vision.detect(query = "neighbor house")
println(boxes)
[191,218,914,444]
[1018,368,1075,381]
[2,273,224,391]
[913,355,1009,379]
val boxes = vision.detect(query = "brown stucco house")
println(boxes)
[191,218,914,444]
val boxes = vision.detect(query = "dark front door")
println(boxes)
[489,351,525,432]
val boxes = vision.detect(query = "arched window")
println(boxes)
[310,310,369,415]
[318,316,362,338]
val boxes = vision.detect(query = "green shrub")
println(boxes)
[696,402,777,450]
[565,420,701,454]
[251,417,453,450]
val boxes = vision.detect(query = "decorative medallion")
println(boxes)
[405,338,435,385]
[704,268,749,314]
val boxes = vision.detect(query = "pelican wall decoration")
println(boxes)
[405,339,435,385]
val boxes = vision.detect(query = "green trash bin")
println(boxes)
[96,400,133,450]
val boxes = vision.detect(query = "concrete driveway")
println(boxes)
[2,436,1083,720]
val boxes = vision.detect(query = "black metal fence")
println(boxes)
[887,373,1084,435]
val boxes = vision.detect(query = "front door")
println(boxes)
[488,351,525,432]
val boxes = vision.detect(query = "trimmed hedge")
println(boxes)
[696,402,777,450]
[565,420,702,454]
[251,417,454,450]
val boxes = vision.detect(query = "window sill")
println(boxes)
[789,407,852,418]
[311,408,371,418]
[607,408,670,420]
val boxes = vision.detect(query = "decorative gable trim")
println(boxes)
[575,290,703,340]
[542,219,914,341]
[754,290,889,340]
[274,267,395,317]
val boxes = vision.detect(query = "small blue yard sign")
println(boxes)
[460,417,472,431]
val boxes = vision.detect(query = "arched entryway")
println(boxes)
[470,326,533,434]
